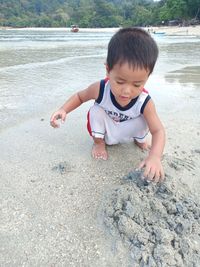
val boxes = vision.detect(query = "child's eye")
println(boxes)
[134,84,141,88]
[116,81,124,84]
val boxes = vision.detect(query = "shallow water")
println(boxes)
[0,28,200,130]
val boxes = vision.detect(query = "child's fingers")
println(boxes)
[153,166,164,182]
[50,119,59,128]
[50,112,66,127]
[146,168,155,181]
[137,161,151,180]
[50,115,60,128]
[138,160,145,170]
[143,165,151,179]
[61,113,66,123]
[153,170,161,183]
[137,161,164,183]
[160,167,165,181]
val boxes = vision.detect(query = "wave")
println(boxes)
[0,29,113,43]
[0,53,106,72]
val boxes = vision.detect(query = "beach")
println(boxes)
[0,28,200,266]
[1,25,200,35]
[151,25,200,36]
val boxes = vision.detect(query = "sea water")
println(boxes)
[0,28,200,130]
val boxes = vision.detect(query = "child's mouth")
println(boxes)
[119,95,130,101]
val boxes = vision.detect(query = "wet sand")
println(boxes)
[1,86,200,266]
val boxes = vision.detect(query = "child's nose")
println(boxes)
[122,85,132,94]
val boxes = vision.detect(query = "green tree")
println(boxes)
[166,0,188,19]
[186,0,200,18]
[133,6,153,26]
[0,0,199,28]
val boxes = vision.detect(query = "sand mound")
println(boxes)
[101,171,200,267]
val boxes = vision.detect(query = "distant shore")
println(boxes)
[1,25,200,36]
[150,25,200,36]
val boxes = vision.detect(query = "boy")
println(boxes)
[50,27,165,183]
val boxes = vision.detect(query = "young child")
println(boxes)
[50,27,165,183]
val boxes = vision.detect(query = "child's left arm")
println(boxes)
[139,99,165,183]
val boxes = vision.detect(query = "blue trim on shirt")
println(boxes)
[110,91,139,111]
[140,95,151,114]
[133,130,149,140]
[95,80,105,104]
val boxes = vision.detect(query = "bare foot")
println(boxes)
[92,140,108,160]
[134,139,151,150]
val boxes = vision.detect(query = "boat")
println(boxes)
[153,31,166,35]
[71,25,79,32]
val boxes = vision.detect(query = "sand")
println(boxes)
[150,25,200,36]
[1,92,200,266]
[101,171,200,266]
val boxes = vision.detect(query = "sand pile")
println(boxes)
[101,171,200,267]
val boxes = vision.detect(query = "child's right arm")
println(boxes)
[50,81,100,128]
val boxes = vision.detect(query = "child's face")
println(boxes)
[107,62,150,107]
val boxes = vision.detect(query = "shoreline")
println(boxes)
[1,25,200,36]
[150,25,200,36]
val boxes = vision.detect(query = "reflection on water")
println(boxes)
[0,29,111,68]
[0,28,200,130]
[155,41,200,74]
[165,66,200,89]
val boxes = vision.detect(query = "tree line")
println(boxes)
[0,0,199,28]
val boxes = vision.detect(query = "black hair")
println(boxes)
[106,27,159,74]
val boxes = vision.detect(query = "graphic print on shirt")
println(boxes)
[104,110,134,122]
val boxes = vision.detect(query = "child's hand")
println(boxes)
[50,108,66,128]
[138,155,164,183]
